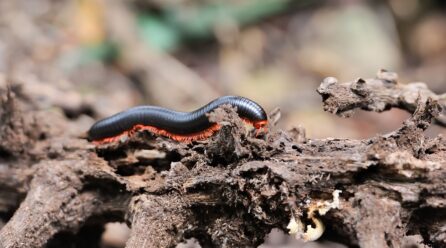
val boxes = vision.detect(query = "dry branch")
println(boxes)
[0,71,445,248]
[317,69,446,127]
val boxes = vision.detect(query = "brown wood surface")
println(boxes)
[0,72,445,248]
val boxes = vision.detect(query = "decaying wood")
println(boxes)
[0,71,445,248]
[317,69,446,126]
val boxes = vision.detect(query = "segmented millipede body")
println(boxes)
[87,96,268,144]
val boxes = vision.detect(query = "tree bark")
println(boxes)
[0,71,445,248]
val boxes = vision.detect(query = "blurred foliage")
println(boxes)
[137,15,179,52]
[63,42,118,69]
[136,0,295,51]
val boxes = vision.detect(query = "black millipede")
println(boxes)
[87,96,268,144]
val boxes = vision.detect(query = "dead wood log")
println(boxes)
[0,71,445,248]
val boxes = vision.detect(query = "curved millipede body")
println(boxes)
[88,96,268,144]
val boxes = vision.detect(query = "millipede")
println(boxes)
[87,96,268,144]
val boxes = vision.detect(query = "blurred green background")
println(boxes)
[0,0,445,247]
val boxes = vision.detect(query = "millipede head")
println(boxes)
[253,120,268,137]
[253,120,268,129]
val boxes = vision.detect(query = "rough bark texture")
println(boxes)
[0,71,445,248]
